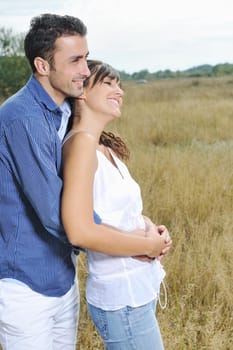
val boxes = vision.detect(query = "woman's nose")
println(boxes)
[116,86,124,96]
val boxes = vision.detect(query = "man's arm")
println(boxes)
[3,118,67,240]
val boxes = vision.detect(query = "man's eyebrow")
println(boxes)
[69,52,89,61]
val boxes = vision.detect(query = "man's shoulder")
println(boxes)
[0,85,44,126]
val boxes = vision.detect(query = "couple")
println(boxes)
[0,13,172,350]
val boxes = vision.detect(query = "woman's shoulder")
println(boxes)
[63,130,97,146]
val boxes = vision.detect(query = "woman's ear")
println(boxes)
[34,57,50,76]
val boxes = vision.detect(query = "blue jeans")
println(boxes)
[88,300,164,350]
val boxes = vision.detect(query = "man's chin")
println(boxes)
[67,89,84,99]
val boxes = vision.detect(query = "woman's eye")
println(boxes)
[104,81,111,85]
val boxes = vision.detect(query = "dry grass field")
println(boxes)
[0,76,232,350]
[76,76,233,349]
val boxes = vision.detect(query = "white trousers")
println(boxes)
[0,279,79,350]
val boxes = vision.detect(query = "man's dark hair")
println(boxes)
[24,13,87,72]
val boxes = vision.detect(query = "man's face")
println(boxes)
[47,35,90,105]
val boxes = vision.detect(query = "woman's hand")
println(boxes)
[143,216,172,260]
[137,217,172,260]
[157,225,172,260]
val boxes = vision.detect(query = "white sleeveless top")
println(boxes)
[86,148,165,310]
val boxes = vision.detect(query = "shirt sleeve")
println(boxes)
[2,118,68,240]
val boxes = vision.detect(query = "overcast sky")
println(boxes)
[1,0,233,73]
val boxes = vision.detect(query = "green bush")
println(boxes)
[0,55,31,98]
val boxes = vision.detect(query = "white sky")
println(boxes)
[0,0,233,73]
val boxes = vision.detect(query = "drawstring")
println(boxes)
[158,280,168,310]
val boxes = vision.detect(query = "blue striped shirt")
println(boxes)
[0,76,100,296]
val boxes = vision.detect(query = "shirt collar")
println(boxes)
[57,101,71,141]
[26,76,72,139]
[27,75,61,113]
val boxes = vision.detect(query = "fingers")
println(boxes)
[158,242,172,260]
[157,225,166,233]
[144,222,172,258]
[158,225,171,243]
[157,224,172,259]
[162,245,172,255]
[133,255,155,263]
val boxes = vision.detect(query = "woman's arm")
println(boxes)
[62,133,170,257]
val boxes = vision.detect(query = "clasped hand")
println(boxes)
[134,216,172,262]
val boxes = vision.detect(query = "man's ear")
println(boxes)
[34,57,50,75]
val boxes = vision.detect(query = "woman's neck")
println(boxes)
[71,112,109,141]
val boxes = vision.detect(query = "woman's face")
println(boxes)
[84,74,124,119]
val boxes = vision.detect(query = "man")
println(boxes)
[0,13,171,350]
[0,13,94,350]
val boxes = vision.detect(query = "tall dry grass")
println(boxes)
[77,76,233,349]
[0,77,232,350]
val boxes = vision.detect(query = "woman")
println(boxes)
[62,60,171,349]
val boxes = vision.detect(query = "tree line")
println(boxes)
[1,27,233,98]
[120,63,233,81]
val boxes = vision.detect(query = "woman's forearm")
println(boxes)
[65,220,168,258]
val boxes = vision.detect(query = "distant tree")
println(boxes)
[0,56,30,97]
[0,27,30,98]
[132,69,150,80]
[0,27,24,56]
[152,69,176,79]
[213,63,233,76]
[119,70,132,81]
